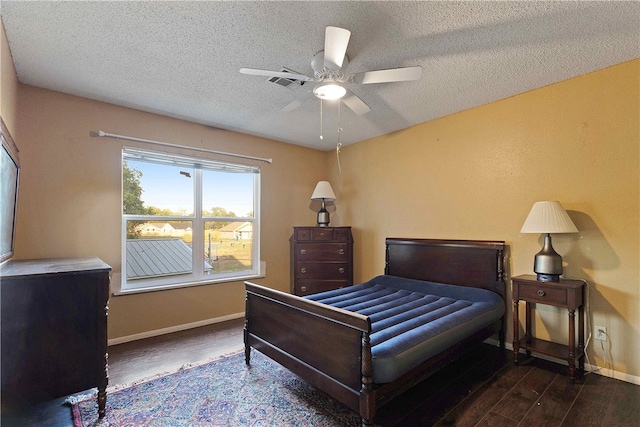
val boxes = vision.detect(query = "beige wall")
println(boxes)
[330,60,639,379]
[13,85,327,339]
[1,19,18,136]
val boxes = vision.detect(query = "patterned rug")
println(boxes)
[70,350,364,426]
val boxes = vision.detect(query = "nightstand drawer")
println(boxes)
[295,243,349,261]
[295,262,350,279]
[518,283,567,306]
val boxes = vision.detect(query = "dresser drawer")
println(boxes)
[295,228,336,241]
[296,280,351,295]
[334,228,351,241]
[294,227,351,242]
[295,262,350,279]
[309,228,336,241]
[295,228,312,241]
[295,243,349,261]
[518,283,567,306]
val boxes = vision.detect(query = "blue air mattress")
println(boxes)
[306,275,504,383]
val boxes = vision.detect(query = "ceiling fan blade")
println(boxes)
[352,66,423,84]
[324,26,351,70]
[240,68,313,82]
[342,90,371,116]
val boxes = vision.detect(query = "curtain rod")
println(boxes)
[89,130,272,164]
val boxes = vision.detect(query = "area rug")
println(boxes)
[69,350,365,426]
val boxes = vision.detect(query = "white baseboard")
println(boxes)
[484,338,640,386]
[108,312,245,346]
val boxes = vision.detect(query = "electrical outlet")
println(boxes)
[595,326,607,341]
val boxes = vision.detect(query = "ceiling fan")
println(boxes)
[240,26,422,116]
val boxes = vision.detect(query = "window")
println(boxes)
[121,147,260,292]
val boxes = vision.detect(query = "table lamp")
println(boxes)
[311,181,336,227]
[520,201,578,282]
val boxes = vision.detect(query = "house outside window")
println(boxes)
[121,147,260,292]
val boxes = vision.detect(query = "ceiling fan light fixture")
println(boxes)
[313,82,346,100]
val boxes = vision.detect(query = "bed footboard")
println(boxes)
[244,281,375,423]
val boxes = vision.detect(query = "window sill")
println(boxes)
[111,272,265,296]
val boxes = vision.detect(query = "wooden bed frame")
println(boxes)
[244,238,506,426]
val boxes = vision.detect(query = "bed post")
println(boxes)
[497,247,506,349]
[360,328,375,426]
[497,249,504,282]
[384,243,390,275]
[244,293,251,365]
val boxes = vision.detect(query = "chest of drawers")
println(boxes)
[291,226,353,296]
[1,258,111,417]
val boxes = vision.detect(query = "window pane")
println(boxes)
[126,220,193,281]
[124,159,194,216]
[204,221,253,275]
[202,170,254,218]
[122,147,260,291]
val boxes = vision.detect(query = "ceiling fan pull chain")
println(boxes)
[338,100,344,141]
[319,99,324,140]
[337,102,343,174]
[338,100,343,143]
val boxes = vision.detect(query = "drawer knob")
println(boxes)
[300,268,307,274]
[301,286,307,293]
[338,249,345,255]
[300,249,306,255]
[338,267,345,274]
[319,232,326,237]
[537,289,545,297]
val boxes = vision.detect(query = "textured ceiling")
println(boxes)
[2,1,639,151]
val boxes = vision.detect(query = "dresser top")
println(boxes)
[0,257,111,279]
[293,226,352,229]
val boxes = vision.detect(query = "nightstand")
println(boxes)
[512,274,585,383]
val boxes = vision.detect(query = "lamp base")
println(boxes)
[536,273,560,282]
[533,234,563,282]
[317,208,330,227]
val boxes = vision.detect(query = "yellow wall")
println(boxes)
[330,60,639,379]
[13,85,327,339]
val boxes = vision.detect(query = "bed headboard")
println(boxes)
[385,238,506,297]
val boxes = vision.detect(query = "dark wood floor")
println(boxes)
[3,318,639,426]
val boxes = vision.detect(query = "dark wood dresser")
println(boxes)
[291,226,353,296]
[0,258,111,417]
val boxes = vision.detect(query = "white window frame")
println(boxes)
[118,147,261,294]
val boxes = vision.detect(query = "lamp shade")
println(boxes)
[311,181,336,201]
[520,201,578,234]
